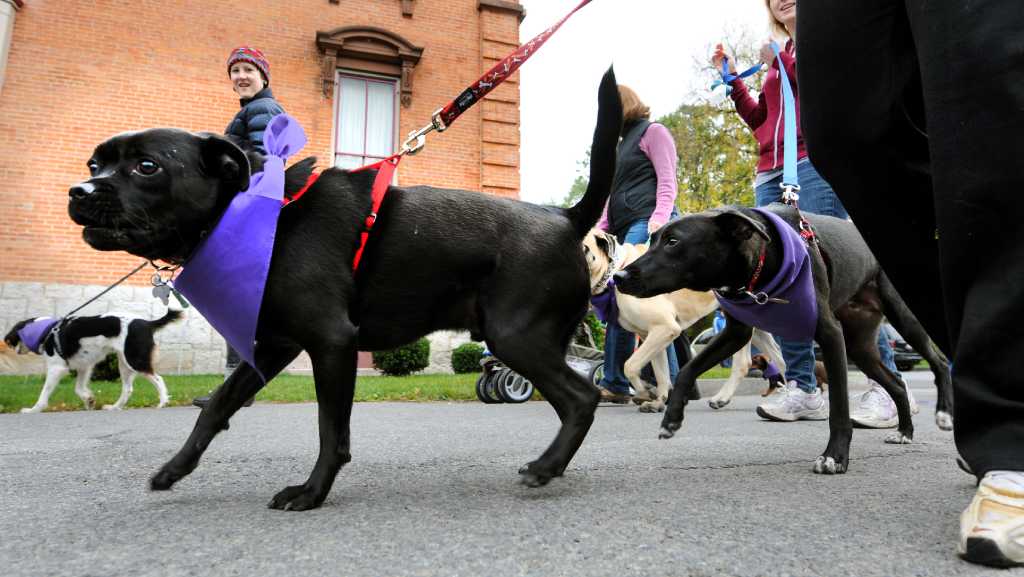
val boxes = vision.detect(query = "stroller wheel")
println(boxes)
[476,372,501,404]
[588,363,605,387]
[484,368,506,403]
[499,373,534,403]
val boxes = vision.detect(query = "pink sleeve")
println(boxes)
[638,123,678,225]
[596,201,610,232]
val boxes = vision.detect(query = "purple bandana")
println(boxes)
[716,208,818,341]
[17,317,58,354]
[763,360,781,379]
[174,114,307,379]
[590,280,619,326]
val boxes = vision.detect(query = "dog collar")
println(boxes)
[17,317,58,355]
[174,114,307,381]
[591,237,625,295]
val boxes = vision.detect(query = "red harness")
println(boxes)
[281,153,401,271]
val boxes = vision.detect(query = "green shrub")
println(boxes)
[91,353,120,381]
[451,342,485,374]
[579,312,605,350]
[372,338,431,376]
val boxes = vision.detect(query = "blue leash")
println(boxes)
[770,40,800,204]
[710,57,762,96]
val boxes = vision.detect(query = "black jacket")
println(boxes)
[224,87,285,153]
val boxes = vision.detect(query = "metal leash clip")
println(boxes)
[780,183,801,205]
[746,291,789,305]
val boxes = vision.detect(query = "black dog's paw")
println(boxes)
[518,461,560,487]
[812,455,848,475]
[267,484,326,511]
[884,431,913,445]
[150,468,183,491]
[658,418,681,440]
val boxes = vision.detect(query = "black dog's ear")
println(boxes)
[713,208,771,243]
[594,231,613,258]
[198,133,251,193]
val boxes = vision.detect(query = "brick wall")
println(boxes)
[0,0,522,374]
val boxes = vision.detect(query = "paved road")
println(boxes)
[0,372,1016,577]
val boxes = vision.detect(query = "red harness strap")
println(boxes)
[349,154,402,270]
[282,172,321,206]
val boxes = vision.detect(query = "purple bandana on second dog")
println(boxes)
[18,317,58,354]
[174,114,307,380]
[590,279,619,326]
[715,208,818,341]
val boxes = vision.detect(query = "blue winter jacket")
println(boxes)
[224,87,284,153]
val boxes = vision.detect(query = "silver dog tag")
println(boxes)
[152,283,171,305]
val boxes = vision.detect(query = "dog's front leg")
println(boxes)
[150,344,301,492]
[661,319,752,439]
[268,326,358,511]
[623,325,678,413]
[73,365,97,409]
[813,315,852,475]
[21,364,68,413]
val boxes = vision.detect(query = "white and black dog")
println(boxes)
[4,310,181,413]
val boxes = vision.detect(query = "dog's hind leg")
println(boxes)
[268,325,359,511]
[841,311,915,444]
[150,343,302,493]
[708,340,752,410]
[752,328,786,378]
[878,272,954,430]
[489,325,599,487]
[139,372,170,408]
[21,365,68,413]
[662,317,752,438]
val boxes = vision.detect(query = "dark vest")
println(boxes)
[607,119,658,237]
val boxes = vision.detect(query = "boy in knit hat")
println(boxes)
[193,46,286,409]
[224,46,285,154]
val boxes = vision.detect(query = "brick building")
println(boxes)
[0,0,524,374]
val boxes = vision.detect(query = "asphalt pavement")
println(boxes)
[0,371,1017,577]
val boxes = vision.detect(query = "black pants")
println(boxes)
[799,1,1024,476]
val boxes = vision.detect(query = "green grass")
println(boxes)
[0,365,738,414]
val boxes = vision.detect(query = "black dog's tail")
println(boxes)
[147,309,183,331]
[564,66,623,239]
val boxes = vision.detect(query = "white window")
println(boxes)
[334,72,398,169]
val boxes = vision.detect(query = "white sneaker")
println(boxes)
[756,381,829,422]
[959,470,1024,567]
[850,381,919,428]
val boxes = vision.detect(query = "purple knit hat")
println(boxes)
[227,46,271,84]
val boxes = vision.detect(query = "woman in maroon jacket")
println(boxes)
[711,0,907,428]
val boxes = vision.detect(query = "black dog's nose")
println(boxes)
[69,182,96,199]
[613,270,630,284]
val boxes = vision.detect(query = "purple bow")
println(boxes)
[174,114,307,380]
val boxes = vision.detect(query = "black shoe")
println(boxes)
[192,394,254,409]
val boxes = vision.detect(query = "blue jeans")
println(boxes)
[600,218,680,393]
[756,160,898,391]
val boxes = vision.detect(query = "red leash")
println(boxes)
[283,0,596,272]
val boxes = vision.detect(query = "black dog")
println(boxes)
[67,69,622,510]
[614,204,952,474]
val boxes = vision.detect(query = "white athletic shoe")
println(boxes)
[756,381,828,422]
[850,381,919,428]
[959,470,1024,567]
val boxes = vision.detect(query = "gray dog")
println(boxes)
[614,204,952,474]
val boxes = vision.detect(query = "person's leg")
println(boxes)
[798,0,950,355]
[599,219,651,399]
[909,4,1024,563]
